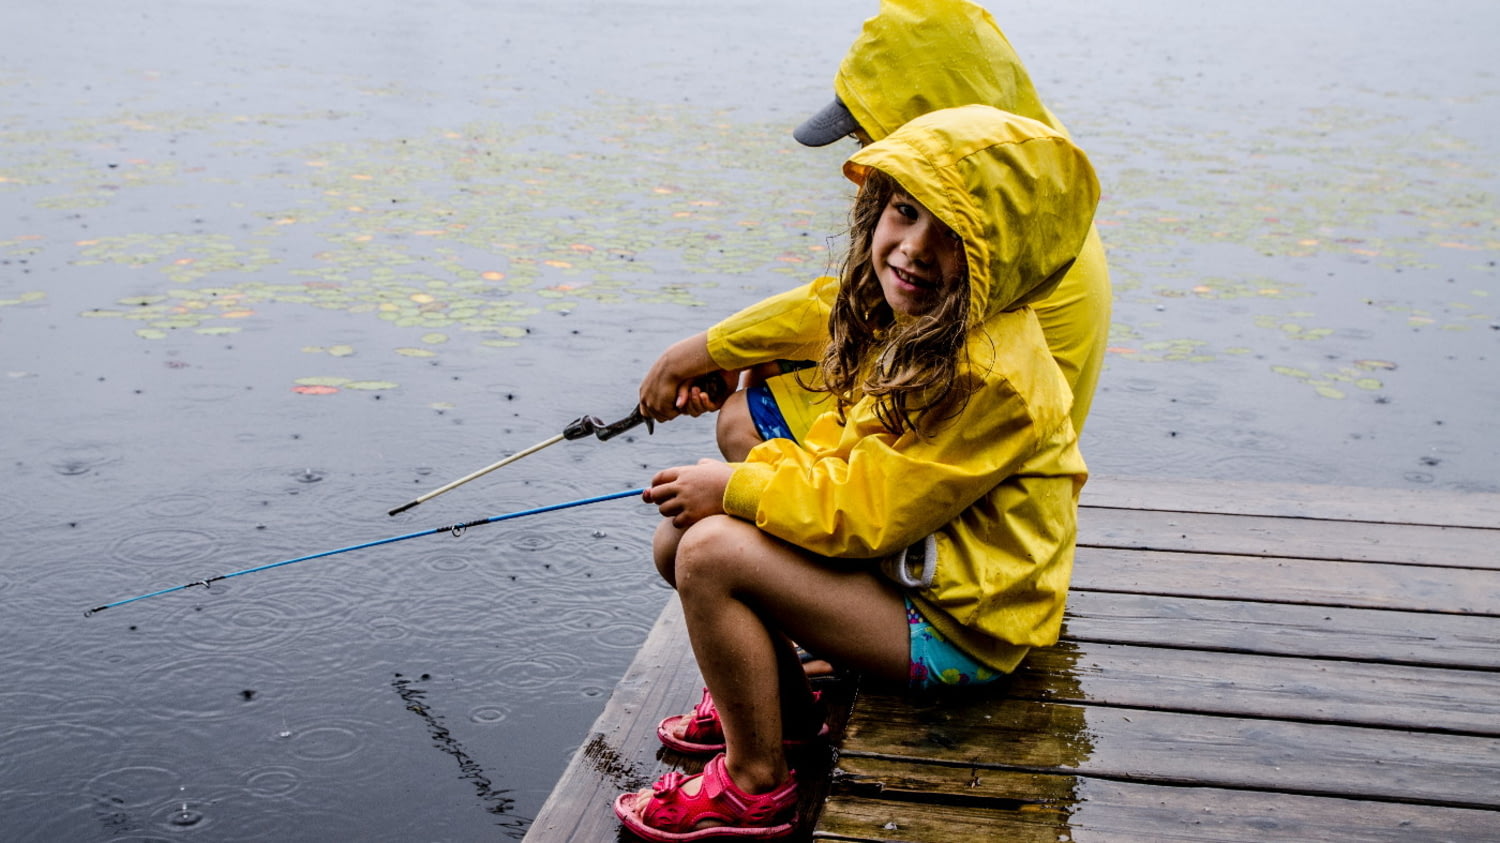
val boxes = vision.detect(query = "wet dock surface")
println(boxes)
[531,477,1500,840]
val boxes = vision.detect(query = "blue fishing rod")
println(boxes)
[84,488,644,617]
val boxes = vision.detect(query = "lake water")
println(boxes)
[1,0,1495,839]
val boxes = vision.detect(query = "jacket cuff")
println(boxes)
[724,462,775,521]
[704,321,738,370]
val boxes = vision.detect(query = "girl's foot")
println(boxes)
[614,753,798,841]
[657,688,828,755]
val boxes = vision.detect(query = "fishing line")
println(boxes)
[84,487,644,617]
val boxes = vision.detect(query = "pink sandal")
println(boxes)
[657,688,829,755]
[613,753,798,841]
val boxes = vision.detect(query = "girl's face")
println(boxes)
[870,191,964,318]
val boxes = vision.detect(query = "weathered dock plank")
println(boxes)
[1062,591,1500,669]
[1074,547,1500,615]
[1017,643,1500,736]
[815,781,1500,843]
[1079,507,1499,570]
[1083,475,1500,528]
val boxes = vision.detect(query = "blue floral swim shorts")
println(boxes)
[905,598,1002,690]
[746,384,796,443]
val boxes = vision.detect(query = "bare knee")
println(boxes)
[715,390,763,462]
[674,515,757,595]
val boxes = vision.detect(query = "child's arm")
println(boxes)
[704,276,838,370]
[637,275,840,422]
[638,332,736,421]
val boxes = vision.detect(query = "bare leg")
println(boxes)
[672,514,907,792]
[715,389,764,462]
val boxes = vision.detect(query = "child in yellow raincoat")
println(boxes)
[614,104,1099,841]
[638,0,1112,458]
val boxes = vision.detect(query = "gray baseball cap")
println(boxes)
[792,97,860,147]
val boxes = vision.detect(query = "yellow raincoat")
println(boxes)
[723,105,1098,673]
[707,0,1112,434]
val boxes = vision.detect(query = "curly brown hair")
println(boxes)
[816,169,974,437]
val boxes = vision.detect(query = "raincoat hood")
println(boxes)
[834,0,1060,142]
[844,104,1099,321]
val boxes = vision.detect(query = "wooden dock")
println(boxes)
[525,477,1500,841]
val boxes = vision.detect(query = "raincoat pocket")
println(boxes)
[880,534,937,589]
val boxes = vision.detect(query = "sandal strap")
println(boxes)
[637,754,797,831]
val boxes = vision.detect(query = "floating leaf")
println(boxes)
[292,385,339,395]
[420,332,448,344]
[295,376,351,387]
[328,345,355,357]
[1314,385,1346,399]
[135,328,168,340]
[395,347,435,358]
[343,380,397,390]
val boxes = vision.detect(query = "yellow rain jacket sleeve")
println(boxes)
[726,105,1099,674]
[706,0,1112,433]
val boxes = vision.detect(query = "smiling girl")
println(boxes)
[615,104,1100,840]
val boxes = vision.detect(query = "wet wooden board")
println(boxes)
[816,779,1500,842]
[1073,547,1500,615]
[527,478,1500,841]
[1061,591,1500,669]
[1015,643,1500,736]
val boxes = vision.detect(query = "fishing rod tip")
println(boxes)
[84,607,104,618]
[388,500,418,517]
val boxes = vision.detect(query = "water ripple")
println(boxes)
[469,703,513,724]
[581,621,651,652]
[180,382,245,403]
[1205,428,1292,453]
[241,765,304,799]
[45,441,123,477]
[506,530,558,553]
[130,652,290,722]
[108,527,222,568]
[472,649,587,693]
[158,586,361,653]
[0,723,123,786]
[288,723,366,762]
[142,493,215,519]
[87,765,182,810]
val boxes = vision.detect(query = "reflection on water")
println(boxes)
[1,0,1496,839]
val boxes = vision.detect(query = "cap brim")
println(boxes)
[792,98,859,147]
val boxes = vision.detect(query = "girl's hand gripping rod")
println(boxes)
[387,374,730,517]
